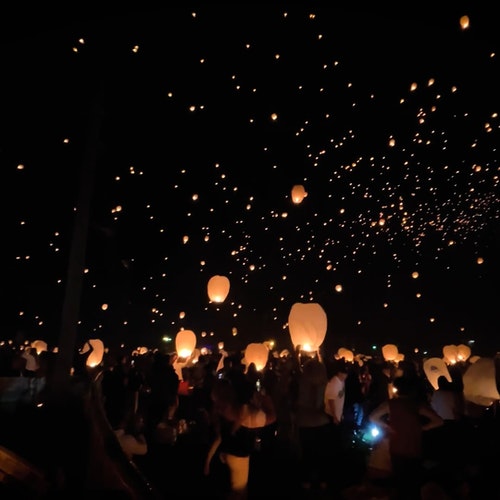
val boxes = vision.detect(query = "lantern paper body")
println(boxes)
[175,329,197,358]
[443,345,459,364]
[291,184,308,204]
[207,275,230,303]
[423,357,452,391]
[337,347,354,363]
[244,343,269,371]
[457,344,471,362]
[288,302,327,352]
[32,340,48,355]
[84,339,104,368]
[382,344,398,362]
[463,357,500,407]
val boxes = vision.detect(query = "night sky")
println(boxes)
[3,5,500,358]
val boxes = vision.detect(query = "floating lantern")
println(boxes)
[337,347,354,363]
[381,344,398,362]
[31,339,48,355]
[457,344,471,362]
[463,357,500,406]
[207,275,230,303]
[443,344,459,364]
[288,302,327,352]
[244,342,269,371]
[175,329,196,359]
[423,357,452,390]
[291,184,308,204]
[459,15,470,30]
[83,339,104,368]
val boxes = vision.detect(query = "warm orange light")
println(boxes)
[207,275,230,303]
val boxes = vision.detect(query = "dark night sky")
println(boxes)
[2,4,500,358]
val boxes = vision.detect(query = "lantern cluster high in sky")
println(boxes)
[3,6,500,356]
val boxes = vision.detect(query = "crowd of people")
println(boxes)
[1,340,500,499]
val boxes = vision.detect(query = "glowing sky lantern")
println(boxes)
[207,274,230,303]
[244,342,269,371]
[288,302,327,352]
[337,347,354,363]
[83,338,105,368]
[175,329,196,358]
[459,15,470,30]
[443,344,459,364]
[381,343,398,362]
[456,344,471,362]
[31,339,47,355]
[291,184,308,204]
[463,357,500,406]
[423,357,452,390]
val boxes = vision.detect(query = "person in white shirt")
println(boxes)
[324,361,348,425]
[114,412,148,460]
[323,360,349,495]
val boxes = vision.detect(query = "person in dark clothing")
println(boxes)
[146,351,180,433]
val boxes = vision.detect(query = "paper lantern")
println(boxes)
[31,340,48,355]
[244,343,269,371]
[469,355,481,364]
[175,329,197,358]
[443,344,459,364]
[456,344,471,362]
[84,339,104,368]
[291,184,308,204]
[423,357,452,390]
[463,357,500,406]
[337,347,354,363]
[207,275,230,303]
[288,302,327,352]
[382,344,398,362]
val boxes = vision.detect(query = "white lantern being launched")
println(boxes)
[457,344,471,362]
[32,339,48,355]
[443,344,459,364]
[337,347,354,363]
[463,357,500,407]
[83,339,105,368]
[382,344,399,362]
[207,275,230,303]
[423,357,452,391]
[288,302,327,352]
[175,329,197,359]
[244,342,269,371]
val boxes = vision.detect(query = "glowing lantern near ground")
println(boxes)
[32,340,48,355]
[423,357,452,390]
[469,355,480,364]
[443,345,459,364]
[207,275,230,303]
[457,344,471,362]
[395,353,405,363]
[83,339,104,368]
[463,357,500,406]
[382,344,398,362]
[175,329,196,358]
[291,184,308,204]
[337,347,354,363]
[244,342,269,371]
[137,346,148,355]
[288,302,327,352]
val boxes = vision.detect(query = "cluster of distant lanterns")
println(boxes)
[25,260,499,408]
